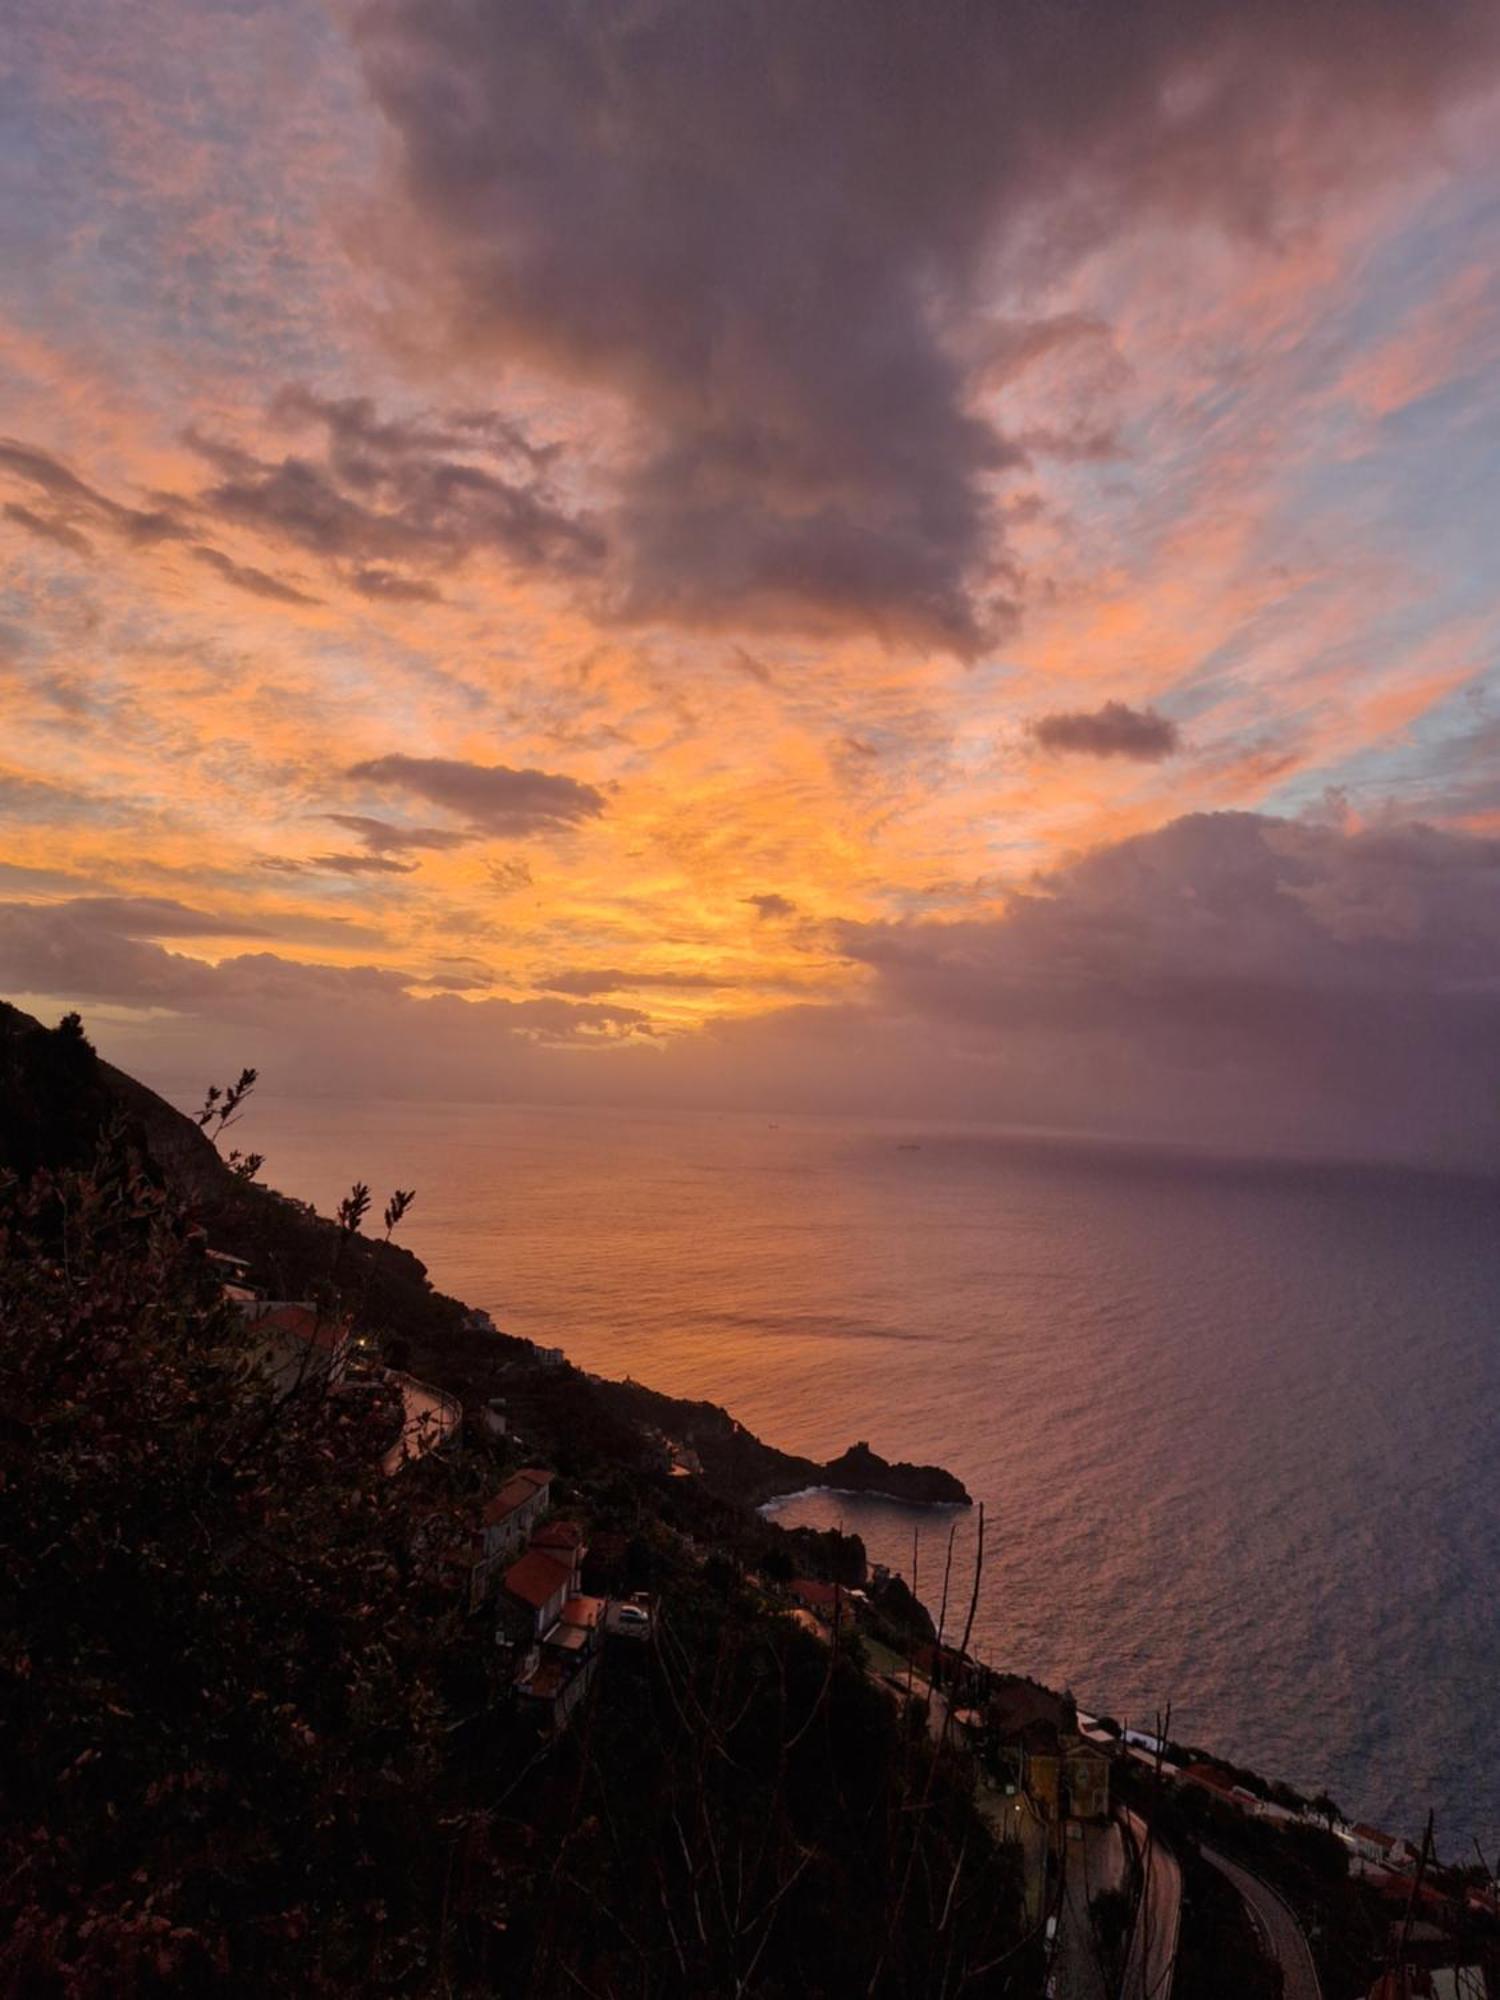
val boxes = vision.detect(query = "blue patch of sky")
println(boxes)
[3,0,377,396]
[1236,179,1500,819]
[1276,677,1500,821]
[0,66,117,294]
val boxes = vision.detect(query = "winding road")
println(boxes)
[1200,1845,1323,2000]
[382,1370,461,1473]
[1120,1807,1182,2000]
[1049,1821,1127,2000]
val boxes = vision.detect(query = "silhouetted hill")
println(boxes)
[0,1002,470,1352]
[0,1003,125,1180]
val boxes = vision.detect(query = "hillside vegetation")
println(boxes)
[0,1007,1022,1996]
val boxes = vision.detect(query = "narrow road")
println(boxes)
[1120,1807,1182,2000]
[382,1370,461,1473]
[1200,1845,1322,2000]
[1049,1821,1126,2000]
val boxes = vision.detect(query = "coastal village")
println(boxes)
[216,1254,1500,2000]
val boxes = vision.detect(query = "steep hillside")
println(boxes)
[0,1002,471,1352]
[0,1002,968,1507]
[0,1005,1014,1994]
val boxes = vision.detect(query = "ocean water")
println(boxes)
[225,1094,1500,1852]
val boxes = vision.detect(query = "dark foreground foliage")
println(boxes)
[0,1013,1026,1996]
[0,1128,470,1990]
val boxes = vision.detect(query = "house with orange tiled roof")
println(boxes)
[471,1477,610,1737]
[468,1466,554,1611]
[530,1518,587,1586]
[240,1299,352,1392]
[485,1469,553,1553]
[788,1576,854,1627]
[502,1547,574,1639]
[512,1584,607,1735]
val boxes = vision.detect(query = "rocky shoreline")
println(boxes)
[589,1374,970,1508]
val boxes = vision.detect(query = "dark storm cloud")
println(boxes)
[745,893,797,920]
[835,815,1500,1021]
[355,0,1500,654]
[346,753,606,836]
[1028,701,1181,761]
[819,812,1500,1159]
[287,808,481,876]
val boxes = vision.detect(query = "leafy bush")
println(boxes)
[0,1131,474,1991]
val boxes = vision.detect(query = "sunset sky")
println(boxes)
[5,0,1500,1162]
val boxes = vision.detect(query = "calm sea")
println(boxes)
[221,1094,1500,1852]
